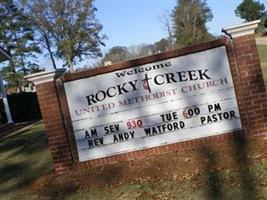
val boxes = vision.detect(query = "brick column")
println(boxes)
[223,20,267,136]
[26,69,74,174]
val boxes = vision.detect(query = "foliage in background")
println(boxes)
[172,0,213,48]
[21,0,106,71]
[0,0,41,91]
[159,12,175,50]
[235,0,265,22]
[20,0,58,69]
[102,46,132,64]
[235,0,267,31]
[101,38,172,65]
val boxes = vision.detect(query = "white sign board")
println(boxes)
[64,46,242,162]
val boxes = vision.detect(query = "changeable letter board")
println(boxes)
[64,46,242,162]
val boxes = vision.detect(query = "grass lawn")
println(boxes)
[0,121,52,200]
[257,44,267,88]
[1,121,267,199]
[257,45,267,64]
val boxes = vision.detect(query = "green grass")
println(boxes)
[257,45,267,63]
[1,116,267,200]
[257,44,267,89]
[0,121,53,200]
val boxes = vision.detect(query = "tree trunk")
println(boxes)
[9,58,22,92]
[67,57,74,72]
[20,54,27,75]
[44,36,57,70]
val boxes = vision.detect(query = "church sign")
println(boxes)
[64,46,242,162]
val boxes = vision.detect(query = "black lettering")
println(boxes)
[214,103,221,111]
[118,133,124,141]
[179,121,185,128]
[104,126,110,134]
[160,112,178,122]
[187,70,198,81]
[230,111,236,119]
[154,74,165,85]
[144,128,152,136]
[85,129,98,138]
[113,135,119,143]
[115,71,126,77]
[139,68,144,73]
[223,112,229,119]
[95,90,106,102]
[165,62,171,67]
[208,103,222,112]
[177,71,188,82]
[117,83,128,94]
[212,114,218,122]
[87,137,104,148]
[129,131,134,138]
[198,69,211,80]
[127,70,134,75]
[106,86,117,97]
[88,140,94,148]
[166,73,177,84]
[200,116,206,124]
[85,131,90,138]
[86,95,97,106]
[128,80,138,91]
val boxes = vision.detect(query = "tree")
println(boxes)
[154,38,170,53]
[138,44,155,57]
[235,0,266,22]
[172,0,213,47]
[159,11,175,50]
[0,0,40,91]
[24,0,106,71]
[20,0,58,69]
[102,46,132,64]
[22,0,106,71]
[102,38,174,65]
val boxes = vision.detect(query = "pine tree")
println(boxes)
[0,0,40,91]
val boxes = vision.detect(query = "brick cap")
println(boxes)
[222,20,261,38]
[25,69,66,85]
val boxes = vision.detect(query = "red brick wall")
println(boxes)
[34,34,267,174]
[35,82,74,174]
[231,35,267,135]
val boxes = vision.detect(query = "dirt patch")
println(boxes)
[28,134,267,199]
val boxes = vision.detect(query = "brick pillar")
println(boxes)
[26,69,74,174]
[223,20,267,136]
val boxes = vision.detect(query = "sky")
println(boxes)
[95,0,245,51]
[37,0,267,69]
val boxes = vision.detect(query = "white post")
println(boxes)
[0,74,13,124]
